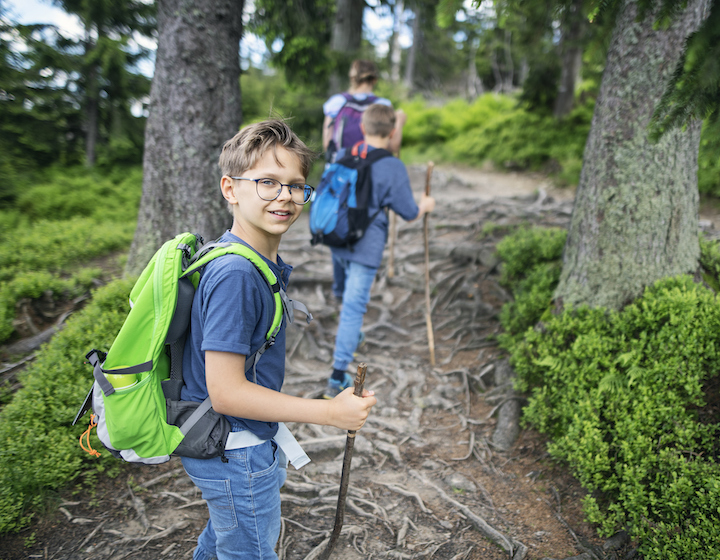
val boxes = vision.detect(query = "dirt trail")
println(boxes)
[3,166,613,560]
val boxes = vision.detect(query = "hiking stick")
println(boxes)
[387,147,401,279]
[424,162,436,366]
[387,211,397,278]
[319,363,368,560]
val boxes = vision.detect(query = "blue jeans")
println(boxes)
[332,255,377,371]
[181,439,287,560]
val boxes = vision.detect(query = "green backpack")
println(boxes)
[73,232,311,464]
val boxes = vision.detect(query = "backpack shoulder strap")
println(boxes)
[182,242,312,382]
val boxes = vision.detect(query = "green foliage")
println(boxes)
[648,0,720,141]
[249,0,334,89]
[0,166,140,343]
[494,226,720,555]
[699,235,720,292]
[0,279,134,533]
[14,165,142,223]
[241,67,325,150]
[504,272,720,557]
[698,118,720,197]
[495,226,567,342]
[399,94,593,185]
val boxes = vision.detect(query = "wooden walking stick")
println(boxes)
[387,211,397,278]
[318,363,368,560]
[387,147,401,279]
[424,162,436,366]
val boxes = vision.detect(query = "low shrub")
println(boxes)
[399,94,592,186]
[494,226,567,342]
[0,279,133,533]
[0,166,141,343]
[497,227,720,558]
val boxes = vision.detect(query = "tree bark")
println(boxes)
[328,0,364,93]
[553,0,585,118]
[126,0,243,275]
[554,0,710,310]
[390,0,404,84]
[403,7,419,91]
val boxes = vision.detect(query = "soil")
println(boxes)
[1,165,635,560]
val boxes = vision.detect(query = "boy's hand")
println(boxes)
[420,193,436,215]
[395,109,407,129]
[327,388,377,431]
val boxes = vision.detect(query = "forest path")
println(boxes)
[4,166,639,560]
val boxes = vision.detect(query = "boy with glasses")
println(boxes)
[180,119,377,560]
[324,104,435,399]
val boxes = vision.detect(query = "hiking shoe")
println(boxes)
[323,372,354,399]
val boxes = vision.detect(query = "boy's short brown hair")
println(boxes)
[361,104,396,138]
[218,119,316,179]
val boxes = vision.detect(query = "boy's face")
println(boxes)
[221,146,306,243]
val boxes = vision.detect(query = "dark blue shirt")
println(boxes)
[180,231,292,440]
[331,145,419,268]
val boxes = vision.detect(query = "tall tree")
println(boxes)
[328,0,365,92]
[250,0,334,90]
[126,0,243,274]
[554,0,710,310]
[552,0,587,117]
[51,0,155,166]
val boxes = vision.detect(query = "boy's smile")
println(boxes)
[221,146,307,261]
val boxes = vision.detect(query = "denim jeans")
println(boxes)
[332,255,378,371]
[181,439,287,560]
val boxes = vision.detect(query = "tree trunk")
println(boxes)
[502,29,513,93]
[554,0,710,310]
[329,0,364,93]
[403,7,419,91]
[84,28,99,167]
[126,0,244,275]
[467,37,483,100]
[553,0,585,118]
[390,0,404,84]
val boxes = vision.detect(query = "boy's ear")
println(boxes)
[360,122,366,136]
[221,176,238,205]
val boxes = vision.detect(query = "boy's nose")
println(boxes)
[276,185,294,201]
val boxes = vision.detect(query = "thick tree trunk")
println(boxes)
[403,8,419,91]
[126,0,244,275]
[329,0,364,93]
[554,0,710,310]
[390,0,404,84]
[553,0,584,118]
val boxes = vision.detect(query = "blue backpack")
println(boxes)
[310,142,392,248]
[326,93,378,163]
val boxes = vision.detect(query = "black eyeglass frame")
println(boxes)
[230,177,314,205]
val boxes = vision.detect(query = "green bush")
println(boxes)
[494,226,567,341]
[507,277,720,555]
[698,118,720,197]
[699,234,720,292]
[0,279,133,533]
[15,165,142,223]
[399,94,592,185]
[497,229,720,557]
[0,166,140,343]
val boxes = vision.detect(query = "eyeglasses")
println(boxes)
[230,177,314,205]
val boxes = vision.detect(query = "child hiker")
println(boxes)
[322,59,406,162]
[323,104,435,399]
[180,119,377,560]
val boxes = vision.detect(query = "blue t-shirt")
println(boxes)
[331,145,419,268]
[180,231,292,440]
